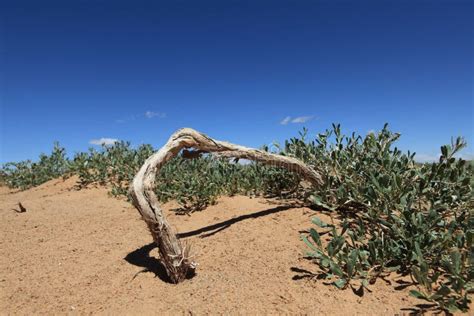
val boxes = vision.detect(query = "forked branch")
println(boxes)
[129,128,322,283]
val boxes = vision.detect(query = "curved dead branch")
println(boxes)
[129,128,322,283]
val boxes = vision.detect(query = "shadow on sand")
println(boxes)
[124,242,172,283]
[124,204,300,282]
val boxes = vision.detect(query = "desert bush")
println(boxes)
[71,142,154,195]
[69,141,300,211]
[71,148,108,186]
[154,155,301,213]
[1,124,472,311]
[155,156,222,212]
[0,142,70,189]
[301,124,473,312]
[0,138,297,212]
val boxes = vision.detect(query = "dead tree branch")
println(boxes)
[129,128,322,283]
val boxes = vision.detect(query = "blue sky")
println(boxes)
[1,0,473,163]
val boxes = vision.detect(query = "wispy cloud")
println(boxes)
[116,110,166,123]
[415,152,473,163]
[89,138,119,146]
[414,153,439,163]
[456,153,474,160]
[145,111,166,119]
[291,116,314,123]
[280,115,314,125]
[115,114,137,124]
[280,116,292,125]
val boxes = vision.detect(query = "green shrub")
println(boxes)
[1,124,472,312]
[0,142,70,189]
[70,142,155,195]
[0,138,299,213]
[301,124,473,313]
[155,155,301,213]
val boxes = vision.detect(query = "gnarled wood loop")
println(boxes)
[129,128,322,283]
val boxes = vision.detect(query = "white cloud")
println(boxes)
[280,116,291,125]
[145,111,166,119]
[455,153,474,160]
[115,114,137,123]
[89,138,119,146]
[415,152,474,163]
[414,153,440,163]
[116,111,166,123]
[280,115,314,125]
[291,116,314,123]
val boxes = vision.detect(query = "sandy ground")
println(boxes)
[0,177,453,315]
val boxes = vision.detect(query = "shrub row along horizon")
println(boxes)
[0,124,472,312]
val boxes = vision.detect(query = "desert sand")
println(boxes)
[1,177,440,315]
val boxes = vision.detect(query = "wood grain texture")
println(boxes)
[129,128,322,283]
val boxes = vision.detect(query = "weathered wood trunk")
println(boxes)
[129,128,322,283]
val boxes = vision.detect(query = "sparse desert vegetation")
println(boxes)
[1,124,472,313]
